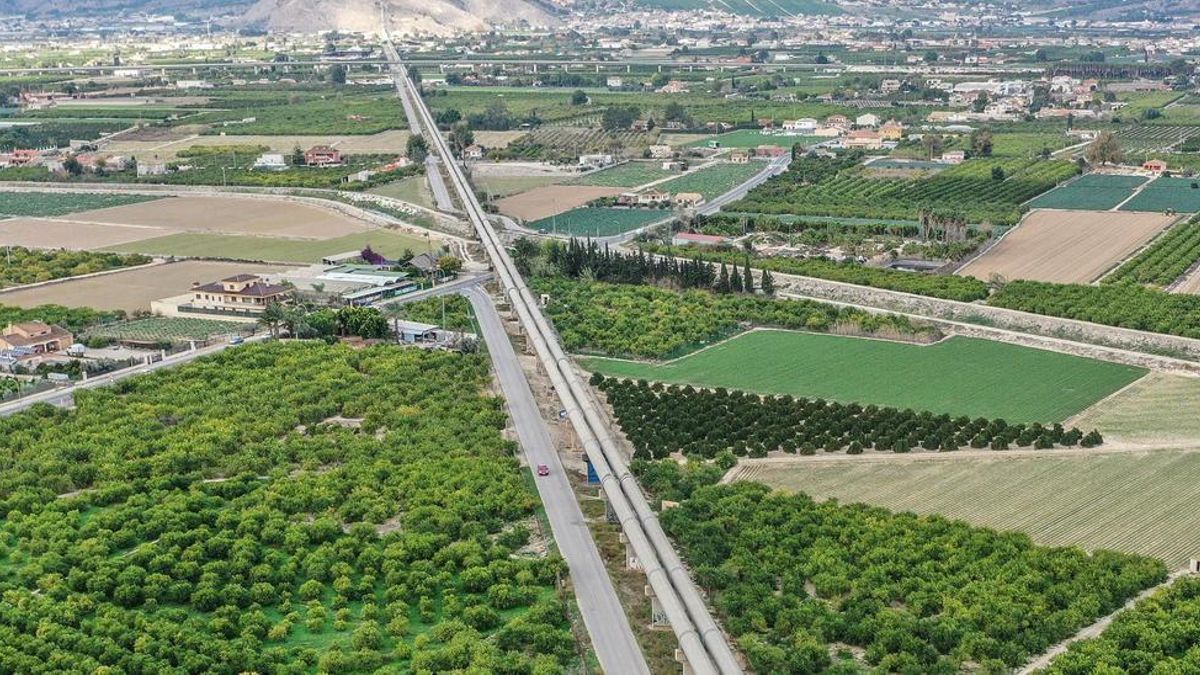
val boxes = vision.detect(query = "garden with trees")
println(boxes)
[594,375,1101,459]
[654,479,1166,673]
[533,276,933,359]
[1103,215,1200,287]
[0,342,577,673]
[1041,577,1200,673]
[639,243,990,302]
[729,153,1078,227]
[0,248,150,288]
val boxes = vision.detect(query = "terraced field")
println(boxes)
[581,330,1147,422]
[733,448,1200,567]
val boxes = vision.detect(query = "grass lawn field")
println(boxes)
[0,192,161,217]
[528,207,667,237]
[581,330,1147,422]
[655,161,764,199]
[567,163,674,188]
[1027,174,1148,211]
[107,230,433,263]
[733,448,1200,567]
[1121,176,1200,213]
[367,175,437,208]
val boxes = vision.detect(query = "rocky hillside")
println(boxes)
[245,0,562,34]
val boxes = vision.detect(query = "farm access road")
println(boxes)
[462,285,651,675]
[0,336,268,418]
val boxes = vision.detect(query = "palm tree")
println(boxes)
[258,302,286,338]
[382,303,407,343]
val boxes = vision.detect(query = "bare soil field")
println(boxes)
[1068,372,1200,446]
[65,196,370,239]
[470,161,574,178]
[473,131,527,149]
[0,260,294,312]
[958,210,1177,284]
[0,218,167,250]
[495,185,623,221]
[106,130,410,160]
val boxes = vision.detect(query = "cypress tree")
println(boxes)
[730,266,743,293]
[761,270,775,295]
[717,263,731,293]
[743,259,754,294]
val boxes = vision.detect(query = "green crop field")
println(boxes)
[107,230,433,263]
[581,330,1146,422]
[88,316,249,343]
[1121,176,1200,213]
[1028,173,1148,210]
[527,207,667,237]
[733,448,1200,567]
[685,129,820,148]
[567,162,673,188]
[655,161,764,198]
[0,191,161,217]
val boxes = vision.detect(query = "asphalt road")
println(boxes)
[425,156,457,212]
[463,286,650,675]
[698,154,790,216]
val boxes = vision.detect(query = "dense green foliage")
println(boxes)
[189,92,407,135]
[534,277,933,359]
[0,343,575,673]
[732,155,1077,226]
[0,247,150,287]
[0,304,123,334]
[640,244,990,301]
[1043,577,1200,673]
[660,481,1166,672]
[397,295,475,334]
[989,280,1200,340]
[1104,216,1200,287]
[595,375,1100,459]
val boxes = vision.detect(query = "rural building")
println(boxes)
[879,120,905,140]
[618,190,672,207]
[825,114,850,130]
[940,150,967,164]
[578,154,614,169]
[755,145,787,158]
[463,144,485,160]
[844,130,884,150]
[0,321,73,353]
[658,80,689,94]
[322,251,363,265]
[662,160,686,171]
[137,161,169,177]
[305,145,343,166]
[729,150,750,164]
[782,118,818,133]
[672,232,728,247]
[648,144,674,159]
[880,79,902,94]
[174,79,213,89]
[606,76,623,88]
[394,320,440,344]
[673,192,704,207]
[1143,159,1168,174]
[253,154,288,171]
[408,252,441,276]
[188,274,292,317]
[855,113,881,128]
[630,119,653,132]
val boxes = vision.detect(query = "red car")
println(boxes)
[536,464,550,477]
